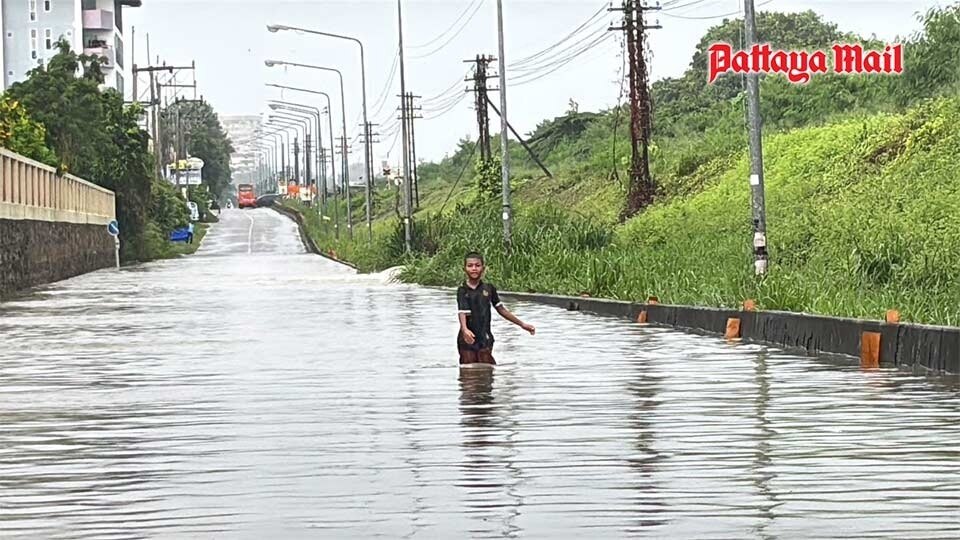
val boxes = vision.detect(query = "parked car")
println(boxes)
[187,201,200,222]
[170,223,195,244]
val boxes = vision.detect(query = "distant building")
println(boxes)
[220,114,262,186]
[0,0,141,93]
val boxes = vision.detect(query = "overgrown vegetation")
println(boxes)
[291,6,960,326]
[1,40,230,262]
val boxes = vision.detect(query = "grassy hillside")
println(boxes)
[292,6,960,326]
[390,96,960,326]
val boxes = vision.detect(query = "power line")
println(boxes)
[507,25,607,72]
[509,2,608,68]
[409,0,486,60]
[512,32,615,86]
[662,0,774,20]
[409,0,483,49]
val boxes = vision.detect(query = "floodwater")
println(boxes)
[1,208,958,539]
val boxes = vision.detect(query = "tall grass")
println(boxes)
[289,96,960,327]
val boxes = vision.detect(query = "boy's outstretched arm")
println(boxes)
[495,304,536,335]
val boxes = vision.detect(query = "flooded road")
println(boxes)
[1,208,959,539]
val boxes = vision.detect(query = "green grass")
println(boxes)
[288,96,960,327]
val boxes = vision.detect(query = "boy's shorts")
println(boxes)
[459,346,496,365]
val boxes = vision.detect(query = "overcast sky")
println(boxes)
[125,0,943,168]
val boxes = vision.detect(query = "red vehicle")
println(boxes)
[238,184,257,209]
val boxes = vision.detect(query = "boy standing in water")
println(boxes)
[457,252,535,365]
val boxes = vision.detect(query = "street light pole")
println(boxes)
[744,0,768,276]
[496,0,512,254]
[267,24,373,241]
[265,84,340,238]
[397,0,412,254]
[270,112,312,186]
[270,101,325,215]
[265,60,352,239]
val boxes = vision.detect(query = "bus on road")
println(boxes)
[238,184,257,209]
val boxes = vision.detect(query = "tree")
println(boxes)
[159,100,234,202]
[0,96,57,165]
[4,39,154,260]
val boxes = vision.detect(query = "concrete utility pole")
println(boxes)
[467,55,494,163]
[744,0,768,275]
[610,0,661,220]
[404,92,422,209]
[496,0,511,254]
[397,0,412,254]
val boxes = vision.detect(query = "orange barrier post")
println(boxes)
[725,318,742,340]
[860,331,881,369]
[885,310,900,324]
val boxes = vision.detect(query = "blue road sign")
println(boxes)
[107,220,120,237]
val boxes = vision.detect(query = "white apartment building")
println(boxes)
[221,114,263,185]
[0,0,141,93]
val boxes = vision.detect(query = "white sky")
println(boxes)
[125,0,944,168]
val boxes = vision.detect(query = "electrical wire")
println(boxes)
[423,93,467,120]
[408,0,482,49]
[509,2,608,68]
[662,0,774,20]
[409,0,485,60]
[511,32,615,86]
[508,25,610,74]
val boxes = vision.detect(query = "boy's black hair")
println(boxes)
[464,251,485,265]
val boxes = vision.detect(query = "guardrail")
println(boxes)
[0,148,115,225]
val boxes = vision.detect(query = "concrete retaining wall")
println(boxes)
[0,218,114,298]
[499,292,959,375]
[0,147,117,299]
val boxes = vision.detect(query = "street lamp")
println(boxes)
[267,117,308,187]
[266,87,341,238]
[266,24,373,240]
[266,87,337,204]
[264,59,355,239]
[263,123,295,184]
[270,112,312,188]
[270,103,326,215]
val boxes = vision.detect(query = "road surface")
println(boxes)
[1,208,958,538]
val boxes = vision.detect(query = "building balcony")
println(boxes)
[82,9,115,31]
[84,44,116,68]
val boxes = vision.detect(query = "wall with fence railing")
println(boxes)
[0,148,116,225]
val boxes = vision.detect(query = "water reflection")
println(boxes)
[752,351,779,540]
[458,367,523,538]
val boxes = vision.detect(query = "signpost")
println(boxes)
[107,220,120,269]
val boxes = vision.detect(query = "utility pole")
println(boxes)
[397,0,412,254]
[337,136,352,238]
[404,92,422,209]
[466,54,494,163]
[293,137,301,188]
[610,0,660,220]
[360,122,379,226]
[744,0,768,275]
[305,134,313,203]
[495,0,511,254]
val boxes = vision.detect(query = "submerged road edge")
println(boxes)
[496,291,959,376]
[267,204,358,270]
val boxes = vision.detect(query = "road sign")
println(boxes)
[107,220,120,237]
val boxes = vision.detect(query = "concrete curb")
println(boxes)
[268,204,358,270]
[496,291,959,375]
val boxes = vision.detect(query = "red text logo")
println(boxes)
[707,43,903,84]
